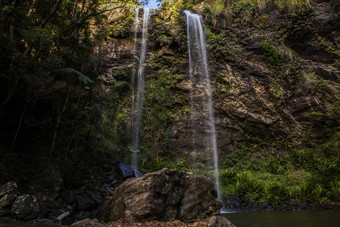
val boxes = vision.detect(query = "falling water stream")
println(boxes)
[131,7,140,93]
[131,7,151,170]
[184,11,221,200]
[130,8,221,197]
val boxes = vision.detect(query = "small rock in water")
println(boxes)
[71,218,100,226]
[206,216,235,227]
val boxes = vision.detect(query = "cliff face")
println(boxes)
[100,0,339,173]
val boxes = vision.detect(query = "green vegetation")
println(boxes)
[231,0,311,13]
[202,0,312,26]
[142,156,188,172]
[219,132,340,203]
[139,75,174,172]
[0,0,140,186]
[303,112,325,121]
[261,37,283,69]
[136,129,339,204]
[97,16,134,39]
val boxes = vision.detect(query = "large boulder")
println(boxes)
[11,194,40,220]
[103,168,227,225]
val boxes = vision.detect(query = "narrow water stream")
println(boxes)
[131,7,151,170]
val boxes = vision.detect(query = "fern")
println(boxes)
[59,68,94,85]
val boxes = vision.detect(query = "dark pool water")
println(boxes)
[222,210,340,227]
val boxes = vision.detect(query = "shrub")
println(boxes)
[264,182,288,203]
[287,185,300,199]
[232,179,244,195]
[220,169,237,186]
[266,156,292,174]
[330,180,340,201]
[261,37,283,68]
[232,0,255,15]
[296,181,314,202]
[313,184,324,201]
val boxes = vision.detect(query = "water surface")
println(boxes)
[222,210,340,227]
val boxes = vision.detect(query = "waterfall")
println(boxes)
[184,11,221,200]
[131,7,141,94]
[131,7,151,170]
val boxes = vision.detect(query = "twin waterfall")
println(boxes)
[184,11,221,199]
[131,7,151,170]
[130,9,221,200]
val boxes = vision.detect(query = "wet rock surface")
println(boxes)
[103,168,228,226]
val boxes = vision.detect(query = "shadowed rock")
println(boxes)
[11,194,40,221]
[103,168,230,226]
[0,182,21,208]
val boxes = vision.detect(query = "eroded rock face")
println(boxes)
[103,169,223,224]
[11,194,40,221]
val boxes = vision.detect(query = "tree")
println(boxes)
[0,0,140,185]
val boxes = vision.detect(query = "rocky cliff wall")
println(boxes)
[100,0,339,173]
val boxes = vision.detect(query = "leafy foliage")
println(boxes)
[219,132,340,203]
[261,37,283,68]
[0,0,139,186]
